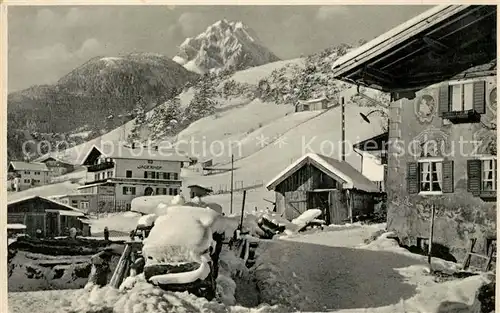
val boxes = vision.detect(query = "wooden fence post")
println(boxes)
[428,204,436,272]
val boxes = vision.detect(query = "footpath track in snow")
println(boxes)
[253,224,489,313]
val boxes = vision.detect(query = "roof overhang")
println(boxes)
[332,5,497,92]
[353,132,389,152]
[266,153,349,191]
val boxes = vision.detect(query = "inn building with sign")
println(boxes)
[332,5,496,262]
[78,142,189,212]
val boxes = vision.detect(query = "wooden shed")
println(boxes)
[295,97,329,112]
[7,196,90,237]
[187,184,213,199]
[266,153,382,224]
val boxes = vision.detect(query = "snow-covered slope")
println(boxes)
[173,19,280,74]
[9,57,385,214]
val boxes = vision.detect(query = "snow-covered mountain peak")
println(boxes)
[173,19,280,74]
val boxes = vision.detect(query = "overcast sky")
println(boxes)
[8,5,431,92]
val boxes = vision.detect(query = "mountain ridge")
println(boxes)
[173,19,280,74]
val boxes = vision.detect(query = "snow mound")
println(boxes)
[175,19,280,74]
[55,247,284,313]
[142,207,217,264]
[291,209,322,227]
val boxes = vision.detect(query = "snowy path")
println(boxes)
[254,225,488,313]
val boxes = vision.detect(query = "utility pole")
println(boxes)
[341,96,346,161]
[230,154,234,215]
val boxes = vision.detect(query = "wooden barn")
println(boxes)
[295,97,329,112]
[187,184,213,199]
[35,155,75,176]
[266,153,383,224]
[7,196,90,237]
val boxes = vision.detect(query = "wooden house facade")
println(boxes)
[295,97,329,112]
[266,153,382,224]
[7,196,90,237]
[187,184,213,199]
[332,5,496,261]
[36,156,76,176]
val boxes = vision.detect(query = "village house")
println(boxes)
[48,193,98,213]
[7,195,90,237]
[35,155,75,176]
[78,142,189,212]
[332,5,496,261]
[295,97,329,112]
[8,161,51,191]
[188,184,213,199]
[266,153,383,224]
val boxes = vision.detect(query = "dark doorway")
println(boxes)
[307,191,331,224]
[46,212,59,237]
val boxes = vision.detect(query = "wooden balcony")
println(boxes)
[87,161,115,172]
[442,109,481,124]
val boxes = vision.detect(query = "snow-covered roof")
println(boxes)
[81,142,190,165]
[34,154,74,165]
[46,209,85,217]
[8,161,50,172]
[297,97,328,105]
[8,195,86,214]
[7,224,26,230]
[266,153,379,193]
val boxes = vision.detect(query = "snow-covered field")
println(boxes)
[9,224,489,313]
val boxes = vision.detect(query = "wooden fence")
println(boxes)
[210,180,264,195]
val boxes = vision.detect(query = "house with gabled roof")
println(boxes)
[266,153,383,224]
[8,161,51,191]
[35,155,75,176]
[79,142,190,212]
[332,5,496,262]
[7,195,89,237]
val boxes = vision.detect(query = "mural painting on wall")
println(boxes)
[414,94,436,124]
[473,87,496,155]
[410,125,450,158]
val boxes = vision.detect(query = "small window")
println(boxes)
[25,171,30,175]
[419,160,443,193]
[173,188,179,196]
[163,172,168,180]
[35,172,40,175]
[468,157,497,199]
[80,201,90,210]
[123,186,133,195]
[450,83,474,112]
[147,160,154,164]
[407,159,454,195]
[172,173,179,180]
[126,170,132,178]
[482,159,497,192]
[107,171,113,178]
[144,171,148,178]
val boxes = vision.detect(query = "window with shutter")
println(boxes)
[441,80,484,123]
[418,159,444,194]
[407,162,419,194]
[473,81,486,114]
[468,157,497,199]
[442,160,454,193]
[438,84,450,117]
[467,159,482,196]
